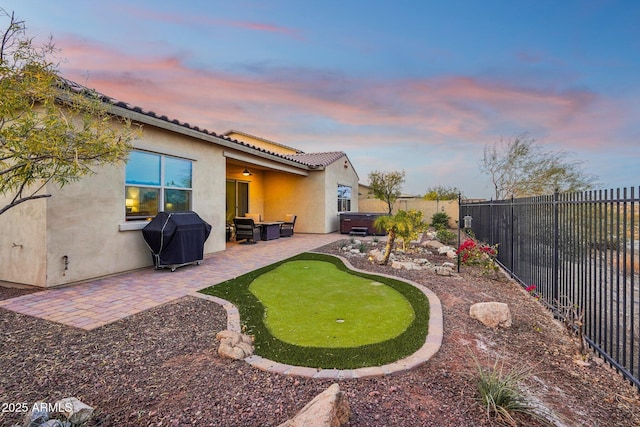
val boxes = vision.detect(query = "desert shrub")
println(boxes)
[431,211,450,229]
[436,229,457,245]
[474,356,543,426]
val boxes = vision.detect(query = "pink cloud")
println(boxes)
[56,35,633,156]
[119,4,304,40]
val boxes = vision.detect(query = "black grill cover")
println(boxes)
[142,211,212,268]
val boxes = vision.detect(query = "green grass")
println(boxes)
[249,260,415,347]
[199,252,430,369]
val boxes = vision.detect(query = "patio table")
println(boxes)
[256,221,284,240]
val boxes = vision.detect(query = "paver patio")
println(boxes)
[0,233,345,330]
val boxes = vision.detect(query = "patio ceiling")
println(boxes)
[225,152,309,176]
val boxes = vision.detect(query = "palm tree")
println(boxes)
[374,210,420,265]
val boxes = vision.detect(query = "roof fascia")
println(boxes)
[109,104,312,172]
[223,151,309,176]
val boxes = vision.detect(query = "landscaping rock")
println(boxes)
[422,238,442,249]
[437,245,458,258]
[39,420,70,427]
[278,383,351,427]
[368,248,385,263]
[414,258,433,267]
[56,397,94,425]
[23,403,48,427]
[216,330,254,360]
[391,261,422,270]
[469,302,512,328]
[434,266,453,276]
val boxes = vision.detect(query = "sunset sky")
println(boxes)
[10,1,640,198]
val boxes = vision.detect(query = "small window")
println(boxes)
[125,150,193,220]
[338,185,351,212]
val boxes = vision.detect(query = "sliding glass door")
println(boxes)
[226,180,249,222]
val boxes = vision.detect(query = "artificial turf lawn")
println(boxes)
[200,252,430,369]
[249,260,414,347]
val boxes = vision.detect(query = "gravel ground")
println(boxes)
[1,236,639,426]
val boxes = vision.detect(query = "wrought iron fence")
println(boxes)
[461,187,640,389]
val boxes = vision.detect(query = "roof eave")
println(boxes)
[107,104,315,171]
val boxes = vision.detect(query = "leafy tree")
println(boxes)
[0,10,137,215]
[368,170,405,214]
[480,134,597,200]
[423,185,460,201]
[373,210,423,264]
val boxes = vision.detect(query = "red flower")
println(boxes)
[525,285,536,293]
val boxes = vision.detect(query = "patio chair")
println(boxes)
[244,213,262,222]
[280,214,297,237]
[233,218,261,243]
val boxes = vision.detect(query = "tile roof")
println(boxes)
[223,130,303,154]
[284,152,346,167]
[56,78,345,170]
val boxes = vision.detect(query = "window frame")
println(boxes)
[124,150,193,221]
[337,184,352,212]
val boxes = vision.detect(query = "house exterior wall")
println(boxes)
[261,156,359,234]
[0,193,48,286]
[1,124,228,288]
[263,171,326,233]
[323,157,359,232]
[1,113,360,287]
[245,170,265,217]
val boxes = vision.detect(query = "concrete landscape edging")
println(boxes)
[194,253,443,379]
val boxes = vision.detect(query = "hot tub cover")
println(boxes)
[142,211,212,270]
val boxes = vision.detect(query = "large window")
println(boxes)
[125,150,192,220]
[337,184,351,212]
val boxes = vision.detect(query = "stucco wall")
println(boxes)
[263,170,325,233]
[324,157,360,232]
[0,192,48,286]
[5,124,228,288]
[2,120,361,286]
[357,198,459,227]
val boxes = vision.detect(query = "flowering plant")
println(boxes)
[456,239,498,273]
[525,285,540,301]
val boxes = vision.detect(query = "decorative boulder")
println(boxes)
[469,302,512,328]
[434,266,453,276]
[278,383,351,427]
[368,249,385,264]
[216,330,254,360]
[437,246,458,258]
[39,419,71,427]
[22,403,49,427]
[391,261,421,270]
[437,245,455,255]
[423,239,442,249]
[56,397,94,425]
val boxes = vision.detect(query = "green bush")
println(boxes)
[431,211,450,229]
[436,229,457,245]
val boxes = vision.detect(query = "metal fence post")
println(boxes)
[553,189,560,305]
[490,198,494,246]
[457,192,461,273]
[511,195,515,275]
